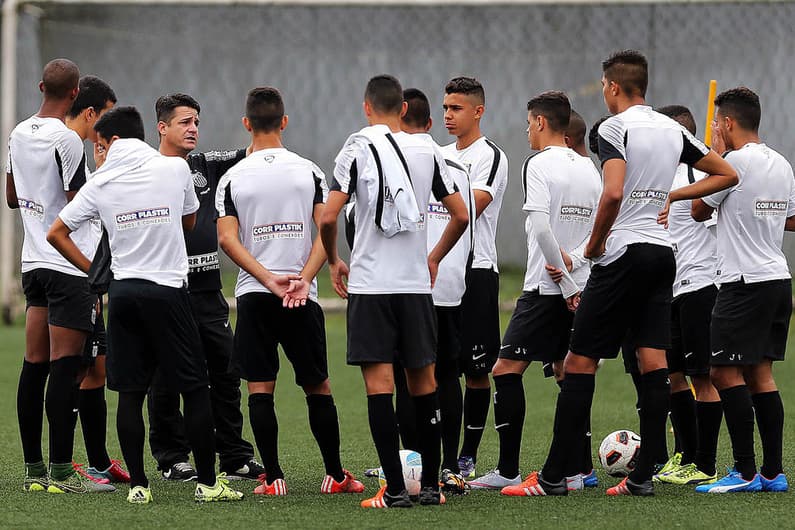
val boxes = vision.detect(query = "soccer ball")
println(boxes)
[598,430,641,477]
[377,449,422,496]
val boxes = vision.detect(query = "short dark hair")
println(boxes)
[67,76,117,119]
[657,105,697,135]
[567,110,587,147]
[155,93,201,124]
[41,58,80,99]
[94,106,145,142]
[445,76,485,105]
[245,87,285,133]
[714,87,761,132]
[602,50,648,98]
[364,75,403,115]
[402,88,431,129]
[527,91,571,132]
[588,115,611,155]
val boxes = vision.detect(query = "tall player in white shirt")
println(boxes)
[682,88,795,493]
[441,77,508,479]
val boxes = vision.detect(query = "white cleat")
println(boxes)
[468,469,521,490]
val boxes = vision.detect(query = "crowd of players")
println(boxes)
[6,48,792,506]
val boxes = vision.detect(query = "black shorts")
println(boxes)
[83,297,107,365]
[234,292,328,387]
[190,290,233,376]
[710,278,791,366]
[105,279,207,393]
[460,267,500,376]
[436,305,462,378]
[347,293,436,369]
[668,285,717,376]
[22,268,95,332]
[500,291,573,377]
[570,243,676,360]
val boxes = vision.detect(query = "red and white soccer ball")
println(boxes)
[377,449,423,496]
[598,430,641,477]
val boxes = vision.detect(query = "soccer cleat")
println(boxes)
[566,474,584,491]
[656,452,682,476]
[320,469,365,494]
[457,456,476,479]
[655,463,717,485]
[606,477,654,496]
[695,469,762,493]
[760,473,788,492]
[582,469,598,488]
[360,485,413,508]
[72,462,113,486]
[195,474,244,502]
[87,459,130,483]
[468,469,520,490]
[501,471,567,497]
[253,476,287,496]
[440,469,469,495]
[48,470,116,493]
[127,485,153,504]
[162,461,198,481]
[23,473,48,492]
[221,459,266,481]
[418,486,446,505]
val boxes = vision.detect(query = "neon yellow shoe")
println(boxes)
[23,473,48,492]
[657,463,718,485]
[652,452,682,482]
[195,474,244,503]
[47,470,116,493]
[127,485,153,504]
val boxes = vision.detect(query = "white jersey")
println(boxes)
[668,164,717,297]
[58,138,199,288]
[418,134,474,307]
[703,143,795,284]
[596,105,710,265]
[215,147,328,300]
[333,130,457,295]
[442,136,507,272]
[7,115,94,276]
[522,146,601,294]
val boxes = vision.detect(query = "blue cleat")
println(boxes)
[582,469,598,488]
[695,469,762,493]
[760,473,788,492]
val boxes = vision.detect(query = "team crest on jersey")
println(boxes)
[115,207,171,230]
[559,205,593,223]
[754,199,787,217]
[17,198,44,220]
[264,154,275,163]
[192,170,208,188]
[252,222,304,242]
[31,124,40,132]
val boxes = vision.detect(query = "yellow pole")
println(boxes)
[704,80,717,147]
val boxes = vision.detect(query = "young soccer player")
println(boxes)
[651,105,722,486]
[682,88,794,493]
[320,75,468,508]
[148,93,261,482]
[48,106,243,504]
[441,77,508,479]
[473,93,600,493]
[6,59,113,494]
[216,86,363,496]
[506,50,737,497]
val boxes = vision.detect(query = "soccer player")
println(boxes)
[441,77,508,479]
[63,75,130,485]
[476,93,600,493]
[320,75,468,508]
[149,93,261,481]
[505,50,737,497]
[48,106,243,504]
[216,86,363,497]
[399,87,473,492]
[682,88,794,493]
[6,59,113,494]
[651,105,722,486]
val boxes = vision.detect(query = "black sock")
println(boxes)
[719,385,756,480]
[581,416,594,475]
[367,393,405,495]
[437,375,463,472]
[17,360,49,465]
[669,389,697,464]
[183,386,217,486]
[413,392,442,488]
[249,393,283,482]
[116,391,148,488]
[306,394,343,482]
[79,386,111,470]
[542,373,595,483]
[494,374,524,479]
[629,369,670,483]
[752,391,784,478]
[460,386,490,460]
[45,356,81,465]
[394,367,419,452]
[694,401,722,476]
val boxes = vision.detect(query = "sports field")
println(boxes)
[0,272,793,528]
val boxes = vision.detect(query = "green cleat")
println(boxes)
[47,470,116,493]
[127,485,153,504]
[23,473,48,492]
[657,463,717,485]
[195,474,244,503]
[652,452,683,481]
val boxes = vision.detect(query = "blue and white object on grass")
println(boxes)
[695,469,762,493]
[377,449,422,496]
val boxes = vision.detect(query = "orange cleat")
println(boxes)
[321,469,365,494]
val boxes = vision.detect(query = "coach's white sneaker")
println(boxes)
[468,469,520,490]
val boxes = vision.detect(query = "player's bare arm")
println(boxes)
[427,190,468,287]
[284,203,329,308]
[46,217,91,273]
[473,189,492,218]
[181,212,197,231]
[585,158,625,258]
[6,172,18,209]
[319,190,350,299]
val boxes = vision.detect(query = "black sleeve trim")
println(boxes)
[520,151,543,204]
[445,159,466,173]
[61,150,87,192]
[687,165,696,184]
[680,132,708,166]
[432,159,453,201]
[598,132,626,167]
[223,182,238,218]
[331,158,357,194]
[370,144,386,230]
[484,139,501,186]
[313,172,324,204]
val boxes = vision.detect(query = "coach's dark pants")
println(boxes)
[148,290,254,471]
